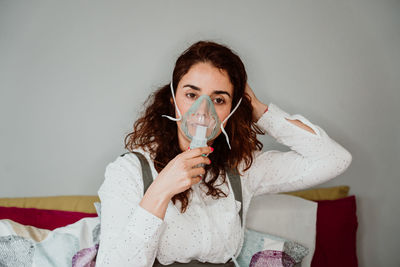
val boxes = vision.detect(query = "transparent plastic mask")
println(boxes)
[162,82,242,149]
[181,95,220,141]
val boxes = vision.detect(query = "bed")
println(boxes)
[0,185,358,267]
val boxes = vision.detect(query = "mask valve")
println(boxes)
[190,125,207,150]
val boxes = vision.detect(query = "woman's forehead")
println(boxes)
[178,62,233,95]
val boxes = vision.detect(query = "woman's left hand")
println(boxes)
[245,83,268,122]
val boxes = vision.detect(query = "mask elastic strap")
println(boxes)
[161,82,182,121]
[220,97,242,150]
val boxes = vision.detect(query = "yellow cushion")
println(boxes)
[282,185,350,201]
[0,195,100,213]
[0,186,349,213]
[4,219,50,242]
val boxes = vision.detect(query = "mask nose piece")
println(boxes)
[193,98,209,125]
[195,113,206,124]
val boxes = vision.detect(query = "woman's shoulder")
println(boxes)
[109,147,152,167]
[99,148,153,197]
[104,147,153,181]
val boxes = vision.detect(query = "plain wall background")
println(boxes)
[0,1,399,266]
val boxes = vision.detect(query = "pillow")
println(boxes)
[283,185,350,201]
[0,216,100,267]
[0,206,97,230]
[311,196,358,267]
[237,228,309,267]
[0,196,100,213]
[246,194,317,266]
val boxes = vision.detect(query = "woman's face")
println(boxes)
[174,62,234,151]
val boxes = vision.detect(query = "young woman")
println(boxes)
[96,41,352,266]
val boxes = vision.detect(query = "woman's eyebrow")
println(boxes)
[183,84,231,98]
[183,84,201,91]
[213,90,231,98]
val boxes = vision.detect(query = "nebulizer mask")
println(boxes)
[162,82,242,150]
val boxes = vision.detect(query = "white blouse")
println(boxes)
[96,102,352,267]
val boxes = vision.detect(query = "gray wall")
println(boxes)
[0,1,399,266]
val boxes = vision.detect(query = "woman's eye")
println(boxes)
[186,93,197,99]
[214,98,225,105]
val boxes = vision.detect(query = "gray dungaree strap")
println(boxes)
[121,151,242,267]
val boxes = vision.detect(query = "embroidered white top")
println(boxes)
[96,102,352,267]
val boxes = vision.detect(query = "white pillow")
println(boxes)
[237,228,309,266]
[0,217,100,267]
[246,194,317,267]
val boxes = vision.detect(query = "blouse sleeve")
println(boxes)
[96,153,166,267]
[248,102,353,197]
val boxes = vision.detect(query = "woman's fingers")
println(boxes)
[190,176,202,186]
[245,83,256,101]
[188,167,206,179]
[189,155,211,167]
[157,147,212,195]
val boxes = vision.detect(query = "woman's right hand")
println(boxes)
[139,146,212,219]
[153,146,213,199]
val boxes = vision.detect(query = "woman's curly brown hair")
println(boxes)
[125,41,265,212]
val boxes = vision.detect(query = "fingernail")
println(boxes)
[188,146,190,150]
[210,147,214,152]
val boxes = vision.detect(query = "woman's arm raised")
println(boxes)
[245,83,317,135]
[244,84,352,196]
